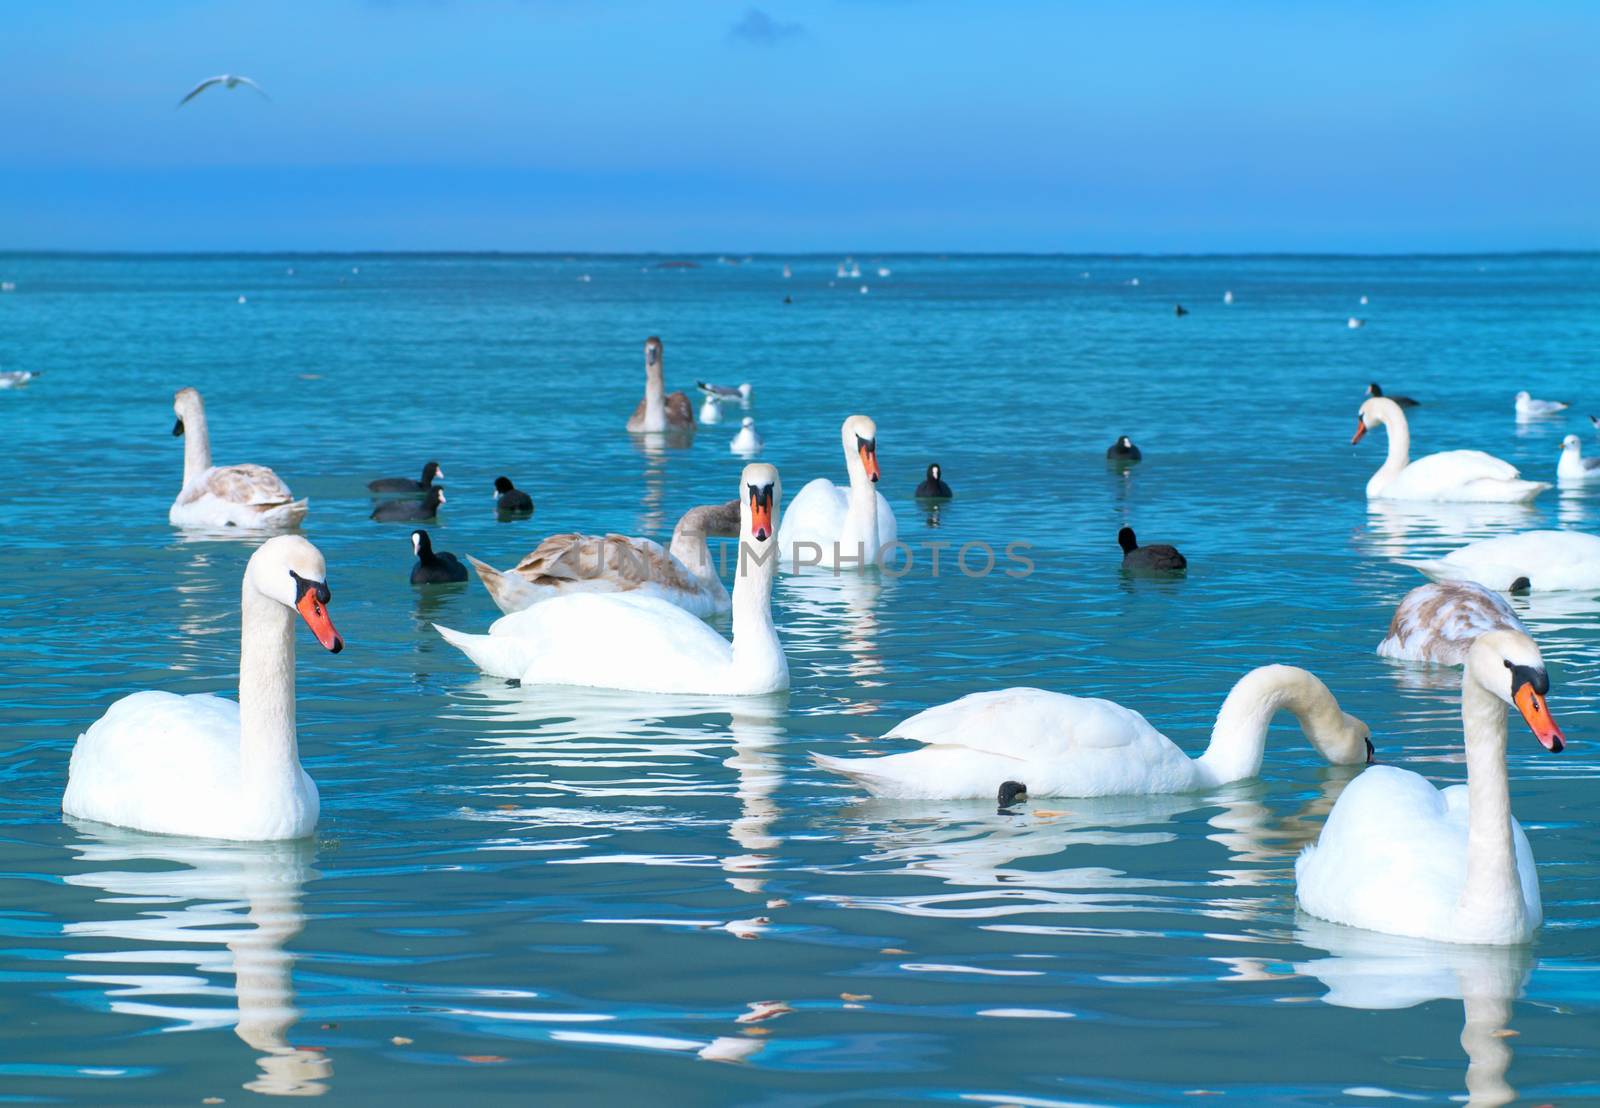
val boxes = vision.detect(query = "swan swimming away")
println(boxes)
[1352,397,1548,503]
[627,336,695,433]
[1557,434,1600,482]
[777,414,898,570]
[1296,631,1563,945]
[63,536,343,840]
[1377,582,1528,665]
[436,464,788,695]
[729,417,763,455]
[1514,390,1568,419]
[813,665,1371,799]
[1411,530,1600,592]
[169,388,308,529]
[467,500,742,617]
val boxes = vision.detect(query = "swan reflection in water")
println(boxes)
[447,680,791,896]
[778,568,889,696]
[61,826,330,1097]
[816,770,1363,926]
[1358,500,1539,564]
[1294,919,1533,1108]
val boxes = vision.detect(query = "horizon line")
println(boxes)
[3,248,1597,261]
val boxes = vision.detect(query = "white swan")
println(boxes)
[812,665,1372,799]
[626,336,695,433]
[1378,582,1528,665]
[1514,390,1568,419]
[777,414,898,570]
[1296,630,1563,945]
[1411,529,1600,592]
[1353,397,1548,503]
[466,500,742,617]
[63,536,343,840]
[1558,434,1600,482]
[436,463,787,696]
[169,388,308,529]
[729,417,763,455]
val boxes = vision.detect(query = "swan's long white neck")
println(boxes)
[840,441,881,561]
[1195,666,1351,786]
[238,578,302,816]
[1367,403,1412,496]
[182,403,214,486]
[1457,672,1525,940]
[642,357,666,431]
[731,539,785,684]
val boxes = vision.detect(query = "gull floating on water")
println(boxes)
[1347,317,1365,329]
[1515,390,1569,419]
[178,74,270,107]
[0,370,41,389]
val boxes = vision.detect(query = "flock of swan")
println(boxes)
[59,340,1600,952]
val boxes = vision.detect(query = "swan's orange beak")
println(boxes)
[747,483,774,542]
[1351,418,1368,445]
[1514,682,1563,752]
[858,438,881,482]
[296,588,344,653]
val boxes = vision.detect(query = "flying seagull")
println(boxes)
[178,74,270,107]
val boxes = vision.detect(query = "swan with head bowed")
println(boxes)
[63,537,343,841]
[813,665,1372,799]
[627,336,695,433]
[169,388,309,529]
[777,414,898,570]
[467,499,742,617]
[1352,397,1547,503]
[1411,529,1600,592]
[436,464,788,695]
[1297,631,1564,945]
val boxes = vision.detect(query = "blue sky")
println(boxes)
[3,1,1596,252]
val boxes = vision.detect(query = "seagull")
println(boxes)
[178,74,270,107]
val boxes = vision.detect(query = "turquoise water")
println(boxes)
[2,253,1599,1104]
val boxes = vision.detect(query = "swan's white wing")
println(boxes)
[64,692,244,833]
[441,592,735,692]
[815,688,1200,799]
[1296,767,1540,943]
[178,76,226,106]
[1399,450,1519,490]
[1414,530,1600,591]
[777,478,848,552]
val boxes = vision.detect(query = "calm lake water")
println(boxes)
[2,253,1598,1105]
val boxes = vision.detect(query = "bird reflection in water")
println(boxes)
[61,828,330,1097]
